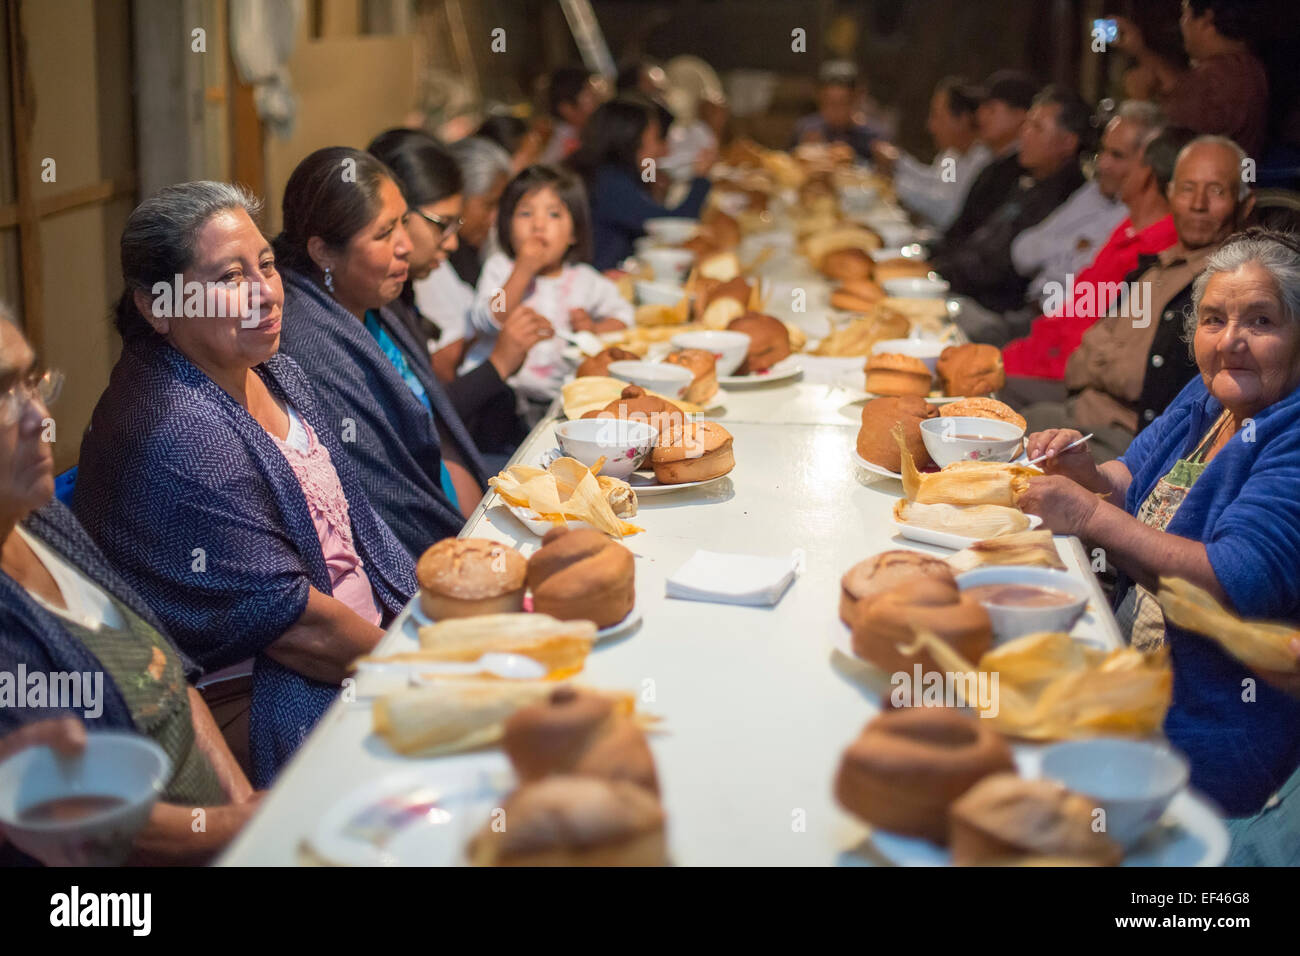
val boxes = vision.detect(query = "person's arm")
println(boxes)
[186,687,254,804]
[126,797,263,866]
[1026,427,1133,500]
[264,587,385,685]
[431,337,468,384]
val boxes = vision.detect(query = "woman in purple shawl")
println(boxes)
[74,183,416,786]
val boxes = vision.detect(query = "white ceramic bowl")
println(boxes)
[553,417,659,480]
[870,337,946,374]
[920,415,1025,467]
[883,276,950,298]
[669,329,750,377]
[639,248,694,283]
[956,566,1090,640]
[1040,739,1190,849]
[0,731,171,866]
[874,221,918,247]
[633,237,658,257]
[635,279,689,307]
[607,360,693,400]
[643,217,699,245]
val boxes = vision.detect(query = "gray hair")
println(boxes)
[1113,100,1164,137]
[1185,230,1300,343]
[115,181,262,341]
[1175,135,1251,201]
[448,136,512,198]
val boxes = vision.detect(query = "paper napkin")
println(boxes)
[665,550,800,606]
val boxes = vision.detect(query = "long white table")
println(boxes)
[219,380,1122,866]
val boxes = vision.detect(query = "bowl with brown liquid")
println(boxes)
[920,415,1025,467]
[0,730,171,866]
[956,566,1090,640]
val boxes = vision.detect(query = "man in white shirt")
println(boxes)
[1012,101,1165,305]
[871,77,992,231]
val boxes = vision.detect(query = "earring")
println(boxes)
[324,266,335,294]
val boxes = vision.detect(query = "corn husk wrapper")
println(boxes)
[813,309,911,356]
[1157,576,1300,672]
[898,630,1171,741]
[489,456,643,538]
[634,298,690,328]
[894,499,1029,539]
[559,376,701,420]
[372,679,559,755]
[802,226,883,267]
[893,424,1038,507]
[386,613,598,677]
[947,529,1067,574]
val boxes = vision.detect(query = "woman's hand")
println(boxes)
[0,716,86,764]
[1016,474,1104,536]
[1026,428,1109,493]
[569,308,595,333]
[489,306,552,379]
[1107,14,1145,55]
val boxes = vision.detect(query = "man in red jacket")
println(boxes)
[1001,124,1195,393]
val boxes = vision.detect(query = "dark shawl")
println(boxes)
[72,336,415,787]
[276,268,488,557]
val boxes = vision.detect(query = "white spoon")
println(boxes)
[1026,432,1095,467]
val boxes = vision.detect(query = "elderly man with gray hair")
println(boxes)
[1013,134,1255,462]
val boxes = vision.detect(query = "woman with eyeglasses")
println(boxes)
[0,308,268,864]
[274,146,488,558]
[71,183,416,788]
[369,129,549,461]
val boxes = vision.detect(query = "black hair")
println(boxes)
[547,66,593,118]
[367,128,463,207]
[476,114,530,155]
[616,59,659,93]
[981,70,1040,112]
[496,164,592,266]
[568,97,656,187]
[1033,84,1094,153]
[114,181,263,342]
[1141,125,1198,193]
[273,146,394,285]
[934,76,982,119]
[1186,0,1262,44]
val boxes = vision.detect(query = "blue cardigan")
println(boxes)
[277,269,487,558]
[1118,375,1300,815]
[588,165,711,271]
[73,337,416,787]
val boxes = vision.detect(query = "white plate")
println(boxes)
[410,599,641,644]
[502,501,600,537]
[718,358,803,388]
[892,514,1044,552]
[851,449,906,482]
[626,469,731,495]
[864,787,1229,867]
[308,764,511,867]
[860,391,967,404]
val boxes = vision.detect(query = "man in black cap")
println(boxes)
[932,70,1040,252]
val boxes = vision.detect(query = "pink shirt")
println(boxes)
[272,407,381,625]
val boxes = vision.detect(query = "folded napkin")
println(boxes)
[665,550,800,606]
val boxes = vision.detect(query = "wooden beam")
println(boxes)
[6,0,44,351]
[33,174,137,219]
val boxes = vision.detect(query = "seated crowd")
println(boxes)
[1,0,1297,866]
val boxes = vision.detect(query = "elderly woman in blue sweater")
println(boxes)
[1020,228,1300,864]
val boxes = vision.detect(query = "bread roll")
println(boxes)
[663,348,719,405]
[582,385,688,437]
[503,686,658,794]
[856,395,938,473]
[468,776,667,867]
[835,708,1016,843]
[577,347,639,378]
[851,577,993,673]
[938,396,1026,431]
[830,278,886,313]
[820,248,875,281]
[936,343,1005,397]
[949,775,1123,866]
[865,353,933,397]
[874,258,933,282]
[839,549,952,628]
[416,538,527,620]
[651,421,735,484]
[727,312,791,374]
[527,527,636,629]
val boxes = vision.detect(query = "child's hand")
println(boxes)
[489,306,552,379]
[569,308,595,333]
[516,236,552,276]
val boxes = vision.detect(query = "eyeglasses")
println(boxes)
[411,209,463,242]
[0,369,64,427]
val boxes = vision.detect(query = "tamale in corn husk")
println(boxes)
[947,529,1067,574]
[893,499,1030,538]
[357,614,596,678]
[372,679,559,756]
[1157,576,1300,673]
[893,425,1039,507]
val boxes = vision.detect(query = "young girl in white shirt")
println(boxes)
[467,164,631,406]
